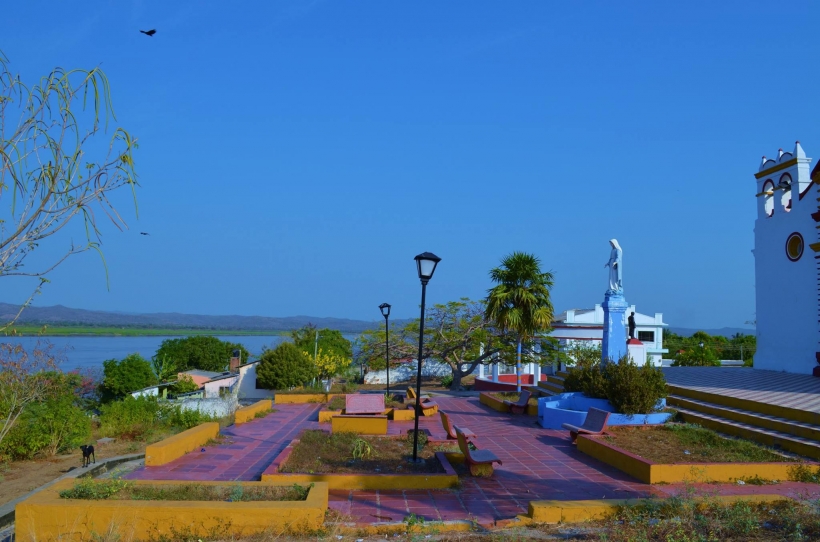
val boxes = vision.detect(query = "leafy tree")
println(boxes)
[313,349,352,380]
[0,52,139,330]
[0,371,91,459]
[169,374,199,395]
[291,325,353,360]
[256,342,317,390]
[99,353,157,402]
[0,342,62,447]
[150,354,178,383]
[486,252,555,391]
[154,336,249,372]
[672,346,721,367]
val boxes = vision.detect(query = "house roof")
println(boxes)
[206,373,238,383]
[181,370,222,378]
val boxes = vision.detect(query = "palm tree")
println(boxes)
[485,252,555,392]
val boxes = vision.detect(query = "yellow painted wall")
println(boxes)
[261,471,458,490]
[578,435,801,484]
[391,408,415,421]
[528,494,788,524]
[274,393,327,404]
[331,415,388,435]
[318,410,340,423]
[235,399,273,424]
[479,393,509,413]
[145,422,219,466]
[15,479,328,542]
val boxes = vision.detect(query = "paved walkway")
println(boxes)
[128,396,820,526]
[664,367,820,414]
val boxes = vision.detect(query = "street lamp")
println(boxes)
[379,303,391,397]
[411,251,441,462]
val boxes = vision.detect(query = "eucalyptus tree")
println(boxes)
[0,51,139,329]
[485,252,555,391]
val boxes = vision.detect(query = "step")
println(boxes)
[557,371,571,378]
[538,380,565,394]
[668,384,820,427]
[674,407,820,461]
[668,395,820,443]
[548,373,566,383]
[525,385,554,398]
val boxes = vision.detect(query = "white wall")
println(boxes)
[364,360,454,384]
[203,376,238,399]
[178,397,238,418]
[754,145,817,373]
[236,363,275,399]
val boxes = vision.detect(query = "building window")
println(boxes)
[638,331,655,342]
[786,232,804,262]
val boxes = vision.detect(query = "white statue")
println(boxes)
[604,239,623,292]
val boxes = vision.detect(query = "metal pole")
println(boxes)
[412,280,428,462]
[314,331,319,361]
[385,314,390,398]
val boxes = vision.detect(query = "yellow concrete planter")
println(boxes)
[318,409,341,423]
[480,392,537,415]
[331,415,388,435]
[274,393,327,404]
[262,442,459,490]
[528,494,789,524]
[145,422,219,467]
[235,399,273,424]
[15,479,328,542]
[391,408,415,421]
[577,435,803,484]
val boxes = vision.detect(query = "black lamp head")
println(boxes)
[414,252,441,283]
[379,303,391,318]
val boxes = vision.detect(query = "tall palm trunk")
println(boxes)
[516,337,522,392]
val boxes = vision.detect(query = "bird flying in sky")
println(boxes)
[140,232,150,236]
[140,29,157,37]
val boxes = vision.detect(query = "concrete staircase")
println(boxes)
[525,371,569,398]
[668,385,820,460]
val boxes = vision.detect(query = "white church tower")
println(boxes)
[753,141,820,374]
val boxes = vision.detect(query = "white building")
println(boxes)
[753,141,819,374]
[551,305,668,366]
[234,360,275,400]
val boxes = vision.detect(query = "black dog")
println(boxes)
[80,445,95,468]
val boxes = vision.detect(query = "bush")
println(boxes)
[155,336,250,372]
[256,342,317,390]
[99,353,157,402]
[603,357,667,416]
[562,363,608,399]
[169,374,199,395]
[0,372,92,460]
[99,396,163,439]
[672,346,721,367]
[439,374,454,388]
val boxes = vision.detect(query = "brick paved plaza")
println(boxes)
[127,397,820,526]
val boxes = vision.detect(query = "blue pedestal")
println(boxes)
[602,291,628,365]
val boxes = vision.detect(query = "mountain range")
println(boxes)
[0,303,381,333]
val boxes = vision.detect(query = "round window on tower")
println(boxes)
[786,232,804,262]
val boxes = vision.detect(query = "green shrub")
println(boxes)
[562,363,608,399]
[0,372,92,460]
[99,353,157,402]
[99,396,163,439]
[256,342,317,390]
[164,405,215,429]
[439,374,454,388]
[603,357,668,416]
[672,346,721,367]
[59,477,132,499]
[169,374,200,395]
[155,336,250,372]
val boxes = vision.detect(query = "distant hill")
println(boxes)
[668,326,755,338]
[0,303,382,334]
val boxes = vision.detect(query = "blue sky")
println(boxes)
[1,1,817,328]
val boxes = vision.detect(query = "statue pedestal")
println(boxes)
[627,338,648,366]
[602,291,628,366]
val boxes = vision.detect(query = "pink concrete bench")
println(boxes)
[456,426,501,477]
[562,407,611,444]
[406,387,438,416]
[344,394,385,415]
[503,390,532,415]
[440,411,475,440]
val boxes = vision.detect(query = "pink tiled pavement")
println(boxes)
[125,396,820,526]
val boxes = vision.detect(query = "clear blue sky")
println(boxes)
[1,1,817,329]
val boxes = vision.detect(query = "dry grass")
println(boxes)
[280,430,442,475]
[59,478,311,501]
[603,424,791,464]
[489,392,538,406]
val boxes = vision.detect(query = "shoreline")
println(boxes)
[2,326,292,337]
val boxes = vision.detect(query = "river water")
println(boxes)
[0,335,301,372]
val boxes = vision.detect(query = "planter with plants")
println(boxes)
[538,356,672,429]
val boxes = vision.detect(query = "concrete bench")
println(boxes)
[406,387,439,416]
[562,407,611,444]
[440,411,474,440]
[456,426,501,477]
[503,390,532,415]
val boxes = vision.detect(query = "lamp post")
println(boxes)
[412,251,441,462]
[379,303,391,397]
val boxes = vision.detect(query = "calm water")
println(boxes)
[1,335,297,372]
